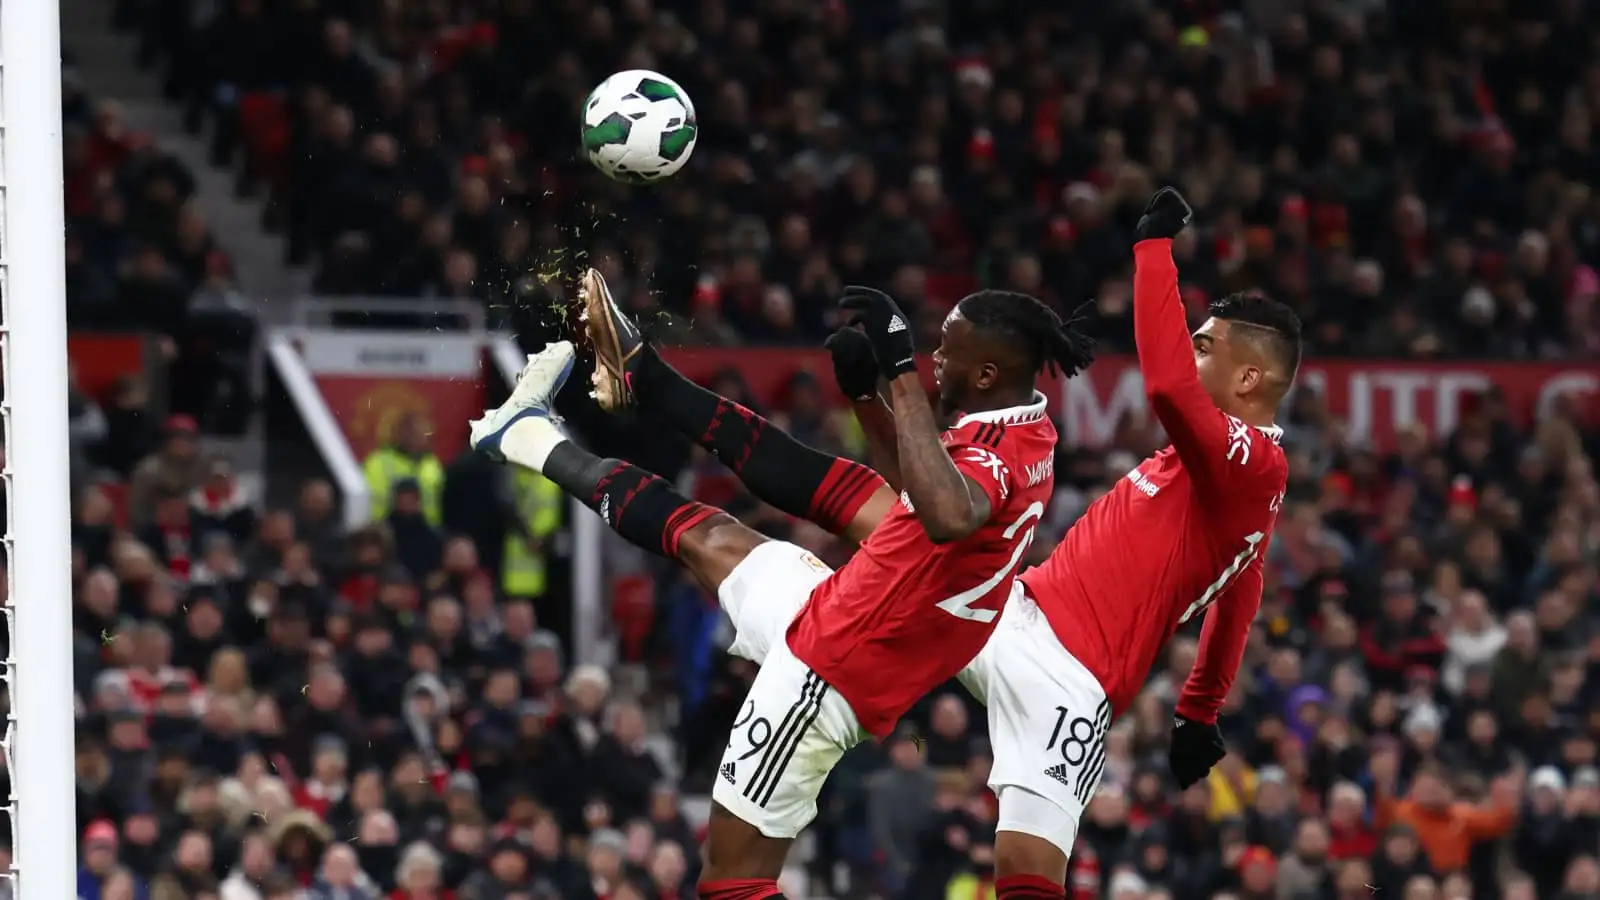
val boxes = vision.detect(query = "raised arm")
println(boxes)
[826,327,904,492]
[851,395,904,492]
[1131,189,1275,496]
[1132,238,1251,492]
[836,290,995,544]
[887,375,994,543]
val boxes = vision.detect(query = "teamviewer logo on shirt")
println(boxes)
[1225,415,1253,464]
[962,448,1010,499]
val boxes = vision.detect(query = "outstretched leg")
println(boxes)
[475,341,820,900]
[471,341,767,594]
[580,268,895,545]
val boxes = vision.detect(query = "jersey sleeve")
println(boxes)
[1132,240,1278,496]
[944,425,1015,514]
[1175,553,1264,724]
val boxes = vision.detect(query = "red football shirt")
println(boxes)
[1021,239,1288,723]
[787,397,1058,737]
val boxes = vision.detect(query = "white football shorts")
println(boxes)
[712,540,868,838]
[958,582,1113,856]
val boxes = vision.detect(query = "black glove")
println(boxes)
[825,327,880,401]
[838,286,917,380]
[1168,715,1227,789]
[1135,186,1194,242]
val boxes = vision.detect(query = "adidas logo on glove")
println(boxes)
[886,315,907,333]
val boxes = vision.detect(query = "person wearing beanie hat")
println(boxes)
[585,828,630,898]
[1515,766,1581,897]
[79,818,128,899]
[1237,845,1278,899]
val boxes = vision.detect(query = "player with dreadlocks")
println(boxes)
[468,270,1095,900]
[826,289,1096,495]
[828,188,1303,900]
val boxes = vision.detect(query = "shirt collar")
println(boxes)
[1259,424,1284,443]
[955,391,1050,427]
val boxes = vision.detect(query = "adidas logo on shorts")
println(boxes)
[1044,763,1074,788]
[720,761,738,785]
[886,315,907,333]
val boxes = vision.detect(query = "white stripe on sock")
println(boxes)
[500,416,567,471]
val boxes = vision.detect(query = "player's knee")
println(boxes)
[678,515,768,589]
[994,788,1073,883]
[701,803,789,882]
[994,831,1067,883]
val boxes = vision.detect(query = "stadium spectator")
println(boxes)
[113,0,1600,365]
[126,414,205,529]
[364,413,446,526]
[62,62,252,434]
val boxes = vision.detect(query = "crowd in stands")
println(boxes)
[62,52,256,436]
[43,0,1600,898]
[59,409,709,900]
[124,0,1600,359]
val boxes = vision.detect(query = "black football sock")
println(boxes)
[635,347,886,534]
[542,442,717,558]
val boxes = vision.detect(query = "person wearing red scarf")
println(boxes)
[189,456,256,544]
[125,625,202,715]
[290,737,350,819]
[1325,782,1378,861]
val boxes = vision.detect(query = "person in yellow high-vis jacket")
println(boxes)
[501,467,563,598]
[363,412,445,525]
[944,842,1000,900]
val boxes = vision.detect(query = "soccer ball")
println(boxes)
[580,70,698,184]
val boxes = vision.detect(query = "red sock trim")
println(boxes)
[997,873,1065,899]
[663,503,719,556]
[698,877,783,900]
[807,458,886,532]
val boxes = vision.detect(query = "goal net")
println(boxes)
[1,1,83,897]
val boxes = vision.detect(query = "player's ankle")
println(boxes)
[633,342,672,393]
[500,416,565,470]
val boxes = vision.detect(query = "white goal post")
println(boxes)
[1,0,81,897]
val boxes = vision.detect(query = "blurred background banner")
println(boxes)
[661,348,1600,451]
[296,330,485,461]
